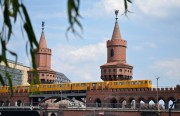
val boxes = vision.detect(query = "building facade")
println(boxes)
[0,60,30,86]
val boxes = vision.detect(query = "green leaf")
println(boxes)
[6,72,13,97]
[0,74,5,86]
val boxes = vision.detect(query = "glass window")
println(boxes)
[110,49,114,57]
[119,82,124,85]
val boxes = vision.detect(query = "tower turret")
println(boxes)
[28,22,55,84]
[100,10,133,81]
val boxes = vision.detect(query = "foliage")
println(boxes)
[0,0,132,96]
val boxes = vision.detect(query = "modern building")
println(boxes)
[55,72,71,84]
[100,10,133,81]
[0,60,30,86]
[28,22,70,84]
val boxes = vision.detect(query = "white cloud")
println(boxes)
[135,0,180,17]
[131,42,157,51]
[51,40,107,82]
[82,0,132,17]
[150,58,180,86]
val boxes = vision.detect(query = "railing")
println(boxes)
[0,102,178,111]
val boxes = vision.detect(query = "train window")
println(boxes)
[126,82,130,85]
[149,81,152,84]
[132,81,137,85]
[76,84,80,87]
[81,83,86,86]
[145,81,147,84]
[92,83,96,87]
[88,84,90,86]
[119,82,124,85]
[110,82,112,86]
[48,85,51,88]
[114,82,117,85]
[139,81,143,84]
[104,82,106,86]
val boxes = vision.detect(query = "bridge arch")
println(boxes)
[148,97,156,104]
[50,113,56,116]
[110,98,117,108]
[168,97,175,109]
[128,97,136,109]
[94,98,101,107]
[0,101,4,106]
[5,100,10,106]
[17,100,22,106]
[119,98,127,108]
[40,96,73,103]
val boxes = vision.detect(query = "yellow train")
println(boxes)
[0,80,152,93]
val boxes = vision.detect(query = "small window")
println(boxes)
[119,69,122,72]
[139,81,143,85]
[109,69,111,72]
[113,69,116,72]
[132,81,137,85]
[114,82,117,85]
[92,83,96,87]
[81,83,86,86]
[104,69,106,73]
[110,49,114,57]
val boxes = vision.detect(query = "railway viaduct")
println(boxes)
[0,84,179,110]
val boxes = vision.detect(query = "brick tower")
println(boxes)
[28,22,55,84]
[100,10,133,81]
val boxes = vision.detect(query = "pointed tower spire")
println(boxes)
[111,10,122,40]
[100,10,133,81]
[39,21,47,48]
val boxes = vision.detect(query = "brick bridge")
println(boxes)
[86,85,180,109]
[0,85,179,110]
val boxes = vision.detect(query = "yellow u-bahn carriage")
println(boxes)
[0,80,152,94]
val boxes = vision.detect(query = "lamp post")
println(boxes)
[156,77,160,111]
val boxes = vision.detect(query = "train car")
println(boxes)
[109,80,152,89]
[0,80,152,94]
[13,85,29,93]
[0,86,9,93]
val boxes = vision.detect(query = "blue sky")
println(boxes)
[1,0,180,87]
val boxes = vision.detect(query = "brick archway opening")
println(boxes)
[50,113,56,116]
[137,97,146,109]
[0,101,4,106]
[168,97,175,109]
[159,97,165,109]
[94,98,101,107]
[111,98,117,108]
[17,100,22,106]
[119,98,127,108]
[128,98,136,109]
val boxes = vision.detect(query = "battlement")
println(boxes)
[87,85,180,94]
[107,39,126,47]
[36,48,51,54]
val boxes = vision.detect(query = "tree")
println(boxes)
[0,0,132,95]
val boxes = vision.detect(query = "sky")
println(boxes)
[1,0,180,87]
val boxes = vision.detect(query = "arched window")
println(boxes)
[110,49,114,57]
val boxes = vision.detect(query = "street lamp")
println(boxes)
[156,77,160,111]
